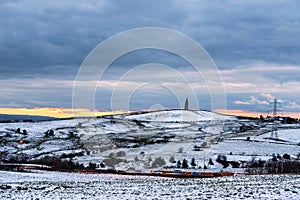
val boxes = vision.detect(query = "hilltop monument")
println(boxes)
[184,97,189,110]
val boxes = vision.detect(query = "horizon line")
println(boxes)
[0,107,299,119]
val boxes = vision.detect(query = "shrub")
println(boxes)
[88,162,97,169]
[108,153,114,158]
[134,156,139,162]
[100,162,105,168]
[22,129,27,135]
[276,154,282,160]
[178,147,183,153]
[208,158,214,165]
[101,157,125,168]
[44,129,54,137]
[191,158,196,167]
[216,154,229,168]
[246,158,265,168]
[282,153,290,160]
[230,161,240,168]
[151,157,166,168]
[116,151,126,157]
[201,142,208,148]
[182,159,188,169]
[169,156,176,163]
[176,160,181,168]
[49,130,54,137]
[272,154,278,161]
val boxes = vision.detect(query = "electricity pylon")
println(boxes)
[270,99,280,138]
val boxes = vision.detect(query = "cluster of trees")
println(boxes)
[0,155,86,171]
[44,129,55,137]
[15,128,27,135]
[167,156,215,169]
[216,153,300,172]
[60,151,85,159]
[175,159,189,169]
[46,128,79,139]
[0,149,92,172]
[22,156,103,171]
[31,156,84,171]
[245,157,265,173]
[261,115,299,124]
[265,159,300,173]
[2,152,29,163]
[151,157,166,168]
[271,153,291,161]
[165,153,300,172]
[245,153,300,174]
[216,155,228,168]
[265,153,300,173]
[216,155,240,168]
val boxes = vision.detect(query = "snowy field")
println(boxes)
[255,128,300,144]
[0,170,299,199]
[1,110,300,171]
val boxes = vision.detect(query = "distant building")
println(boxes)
[184,97,189,110]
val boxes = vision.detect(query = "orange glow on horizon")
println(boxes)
[0,107,299,119]
[215,109,300,119]
[0,108,128,118]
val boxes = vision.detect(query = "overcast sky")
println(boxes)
[1,0,300,114]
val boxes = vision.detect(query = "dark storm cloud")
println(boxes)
[178,0,300,68]
[1,0,300,78]
[0,0,111,79]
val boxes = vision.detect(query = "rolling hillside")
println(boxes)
[0,109,299,172]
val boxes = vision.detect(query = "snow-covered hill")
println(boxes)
[124,109,234,122]
[0,114,58,123]
[0,109,299,172]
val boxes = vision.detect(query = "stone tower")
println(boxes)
[184,97,189,110]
